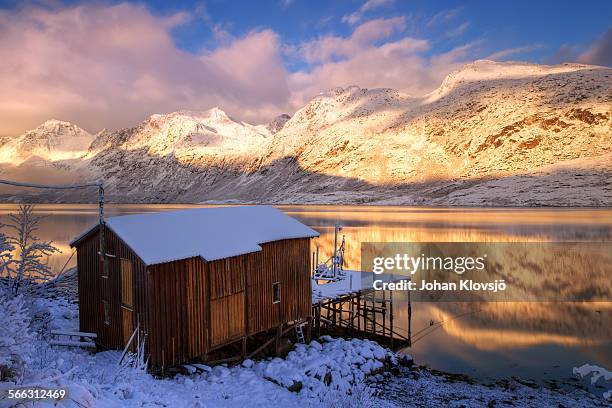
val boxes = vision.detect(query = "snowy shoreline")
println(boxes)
[1,287,611,407]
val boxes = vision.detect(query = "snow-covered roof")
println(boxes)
[70,206,319,265]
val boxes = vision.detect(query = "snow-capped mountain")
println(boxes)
[0,120,94,165]
[217,60,610,206]
[87,108,271,157]
[1,61,610,205]
[73,108,272,202]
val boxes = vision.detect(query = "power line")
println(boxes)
[0,178,108,278]
[0,179,101,189]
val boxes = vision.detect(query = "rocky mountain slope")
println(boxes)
[1,60,610,206]
[0,120,94,165]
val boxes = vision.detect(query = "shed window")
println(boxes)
[102,300,110,325]
[120,259,133,308]
[272,282,280,304]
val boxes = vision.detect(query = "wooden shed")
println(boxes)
[70,205,319,371]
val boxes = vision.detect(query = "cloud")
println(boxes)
[342,0,394,25]
[546,28,612,67]
[299,17,407,63]
[427,7,461,27]
[546,44,581,64]
[0,3,290,135]
[289,21,473,108]
[0,3,477,136]
[579,28,612,67]
[446,22,470,37]
[486,44,544,61]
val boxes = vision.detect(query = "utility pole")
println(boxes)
[98,184,108,278]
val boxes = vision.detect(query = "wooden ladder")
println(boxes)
[295,322,305,343]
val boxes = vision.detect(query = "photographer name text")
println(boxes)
[373,279,507,292]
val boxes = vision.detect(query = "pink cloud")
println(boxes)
[0,3,476,137]
[486,44,544,61]
[299,17,407,64]
[289,25,471,108]
[579,28,612,67]
[547,28,612,67]
[0,3,289,135]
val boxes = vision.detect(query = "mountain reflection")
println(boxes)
[0,204,610,379]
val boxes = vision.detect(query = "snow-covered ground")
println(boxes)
[0,290,399,408]
[1,285,610,407]
[377,366,611,408]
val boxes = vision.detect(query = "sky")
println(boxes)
[0,0,611,136]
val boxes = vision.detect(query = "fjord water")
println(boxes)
[1,204,610,382]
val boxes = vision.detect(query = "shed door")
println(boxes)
[209,258,246,347]
[120,258,134,346]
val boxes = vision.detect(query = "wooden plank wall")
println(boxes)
[247,238,312,335]
[278,238,312,321]
[76,227,148,350]
[209,257,246,348]
[146,238,311,368]
[78,233,312,371]
[76,232,102,338]
[147,257,208,369]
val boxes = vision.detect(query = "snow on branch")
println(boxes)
[2,204,60,295]
[0,294,34,380]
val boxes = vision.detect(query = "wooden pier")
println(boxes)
[311,271,411,350]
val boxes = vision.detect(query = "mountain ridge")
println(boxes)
[1,60,610,206]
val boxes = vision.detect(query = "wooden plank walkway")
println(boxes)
[311,270,411,350]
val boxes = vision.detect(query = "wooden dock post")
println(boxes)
[362,294,367,333]
[332,301,337,326]
[389,290,394,349]
[349,297,354,334]
[382,290,387,338]
[357,293,361,332]
[407,289,412,346]
[306,316,312,343]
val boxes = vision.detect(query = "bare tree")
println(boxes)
[4,204,60,295]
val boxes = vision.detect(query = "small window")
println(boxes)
[102,300,110,325]
[272,282,280,304]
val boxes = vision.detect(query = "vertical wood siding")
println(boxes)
[75,227,148,351]
[209,257,246,348]
[77,231,312,371]
[147,257,208,369]
[247,238,312,335]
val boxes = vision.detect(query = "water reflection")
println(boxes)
[0,203,610,380]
